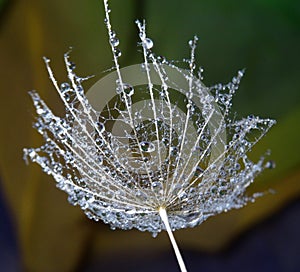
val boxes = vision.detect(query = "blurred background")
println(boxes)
[0,0,300,271]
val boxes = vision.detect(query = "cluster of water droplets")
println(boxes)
[23,0,275,238]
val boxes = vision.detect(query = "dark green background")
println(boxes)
[0,0,299,271]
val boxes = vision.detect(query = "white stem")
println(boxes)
[159,207,187,272]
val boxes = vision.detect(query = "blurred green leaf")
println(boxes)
[0,0,6,9]
[251,107,300,188]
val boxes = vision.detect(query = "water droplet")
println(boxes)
[152,181,163,193]
[106,191,114,198]
[162,137,168,145]
[210,186,217,194]
[43,57,50,63]
[114,48,121,57]
[218,179,227,186]
[140,63,150,72]
[157,55,166,63]
[109,30,116,37]
[60,82,70,92]
[116,83,134,96]
[152,232,158,238]
[96,122,105,133]
[97,156,103,165]
[136,190,148,201]
[68,61,76,70]
[238,70,245,77]
[219,168,226,177]
[247,114,255,120]
[171,184,182,196]
[139,30,146,40]
[27,149,36,159]
[230,177,237,183]
[36,108,44,115]
[186,92,193,100]
[234,163,240,170]
[218,188,227,196]
[110,37,119,47]
[170,146,178,155]
[143,38,153,49]
[189,62,196,70]
[186,103,196,114]
[68,194,78,206]
[140,141,155,152]
[265,160,275,169]
[194,166,204,177]
[95,136,103,145]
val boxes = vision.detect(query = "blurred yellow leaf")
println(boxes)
[0,0,137,271]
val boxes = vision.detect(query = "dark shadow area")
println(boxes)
[0,178,21,272]
[84,199,300,272]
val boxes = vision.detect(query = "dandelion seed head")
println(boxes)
[23,1,275,239]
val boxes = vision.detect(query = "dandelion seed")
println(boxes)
[23,1,276,271]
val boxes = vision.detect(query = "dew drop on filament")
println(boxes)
[60,82,70,92]
[110,37,119,47]
[143,38,153,49]
[140,141,155,152]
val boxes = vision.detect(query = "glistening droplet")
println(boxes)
[140,141,155,152]
[116,83,134,96]
[143,38,153,49]
[151,181,163,194]
[60,82,70,92]
[110,37,119,47]
[265,160,275,169]
[114,48,121,57]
